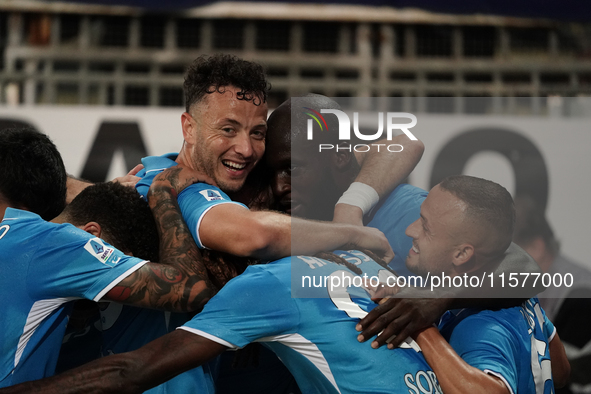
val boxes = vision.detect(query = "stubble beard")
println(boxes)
[193,153,245,194]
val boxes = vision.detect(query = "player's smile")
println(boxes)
[221,159,251,178]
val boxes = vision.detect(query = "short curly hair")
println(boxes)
[62,182,159,262]
[0,127,67,220]
[184,54,270,112]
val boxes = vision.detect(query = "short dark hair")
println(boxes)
[513,195,559,256]
[184,54,270,112]
[0,127,67,220]
[439,175,515,253]
[274,94,343,145]
[62,182,159,261]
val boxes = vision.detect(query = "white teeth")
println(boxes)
[412,245,419,253]
[223,161,246,170]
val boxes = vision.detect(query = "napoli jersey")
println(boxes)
[181,251,441,394]
[367,184,427,276]
[439,298,555,394]
[95,153,229,394]
[136,153,247,248]
[0,209,147,387]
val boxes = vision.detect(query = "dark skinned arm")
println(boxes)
[103,166,217,313]
[0,330,227,394]
[357,242,543,349]
[550,332,571,388]
[412,327,510,394]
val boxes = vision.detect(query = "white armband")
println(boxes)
[336,182,379,216]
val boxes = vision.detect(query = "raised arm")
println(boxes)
[333,135,424,226]
[0,330,226,394]
[103,167,217,312]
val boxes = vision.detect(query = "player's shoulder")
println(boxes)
[139,153,178,175]
[235,259,290,284]
[441,307,523,342]
[390,183,428,201]
[2,207,45,224]
[1,208,80,245]
[372,183,427,217]
[182,185,229,202]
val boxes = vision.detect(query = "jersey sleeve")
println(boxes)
[177,183,248,249]
[180,265,299,349]
[28,226,147,302]
[447,315,519,394]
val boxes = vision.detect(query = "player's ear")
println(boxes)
[452,244,474,267]
[181,112,195,143]
[331,142,353,171]
[81,221,102,238]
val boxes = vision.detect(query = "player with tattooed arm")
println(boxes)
[0,128,217,386]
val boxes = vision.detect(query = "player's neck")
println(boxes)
[0,198,24,220]
[0,203,7,220]
[175,146,192,168]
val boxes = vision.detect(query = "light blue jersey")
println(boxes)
[367,183,428,276]
[181,251,441,394]
[135,153,247,249]
[96,153,237,394]
[0,209,146,387]
[439,298,556,394]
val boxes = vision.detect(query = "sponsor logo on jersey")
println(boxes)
[199,189,224,201]
[84,238,120,267]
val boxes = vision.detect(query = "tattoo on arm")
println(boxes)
[105,183,216,312]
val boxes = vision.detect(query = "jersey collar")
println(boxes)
[2,207,41,221]
[140,153,179,175]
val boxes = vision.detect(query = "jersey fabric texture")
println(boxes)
[439,298,556,394]
[367,183,428,276]
[181,251,442,394]
[137,155,299,394]
[0,208,146,387]
[135,153,247,249]
[96,152,241,394]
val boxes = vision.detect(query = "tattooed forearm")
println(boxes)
[104,177,217,312]
[148,181,216,310]
[108,262,212,312]
[149,184,211,275]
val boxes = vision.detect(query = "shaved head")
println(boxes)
[266,94,358,219]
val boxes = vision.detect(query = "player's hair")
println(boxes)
[274,94,343,146]
[513,195,560,256]
[0,127,67,220]
[439,175,515,256]
[184,54,270,112]
[61,182,159,261]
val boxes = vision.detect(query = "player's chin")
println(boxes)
[405,255,418,273]
[218,177,247,193]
